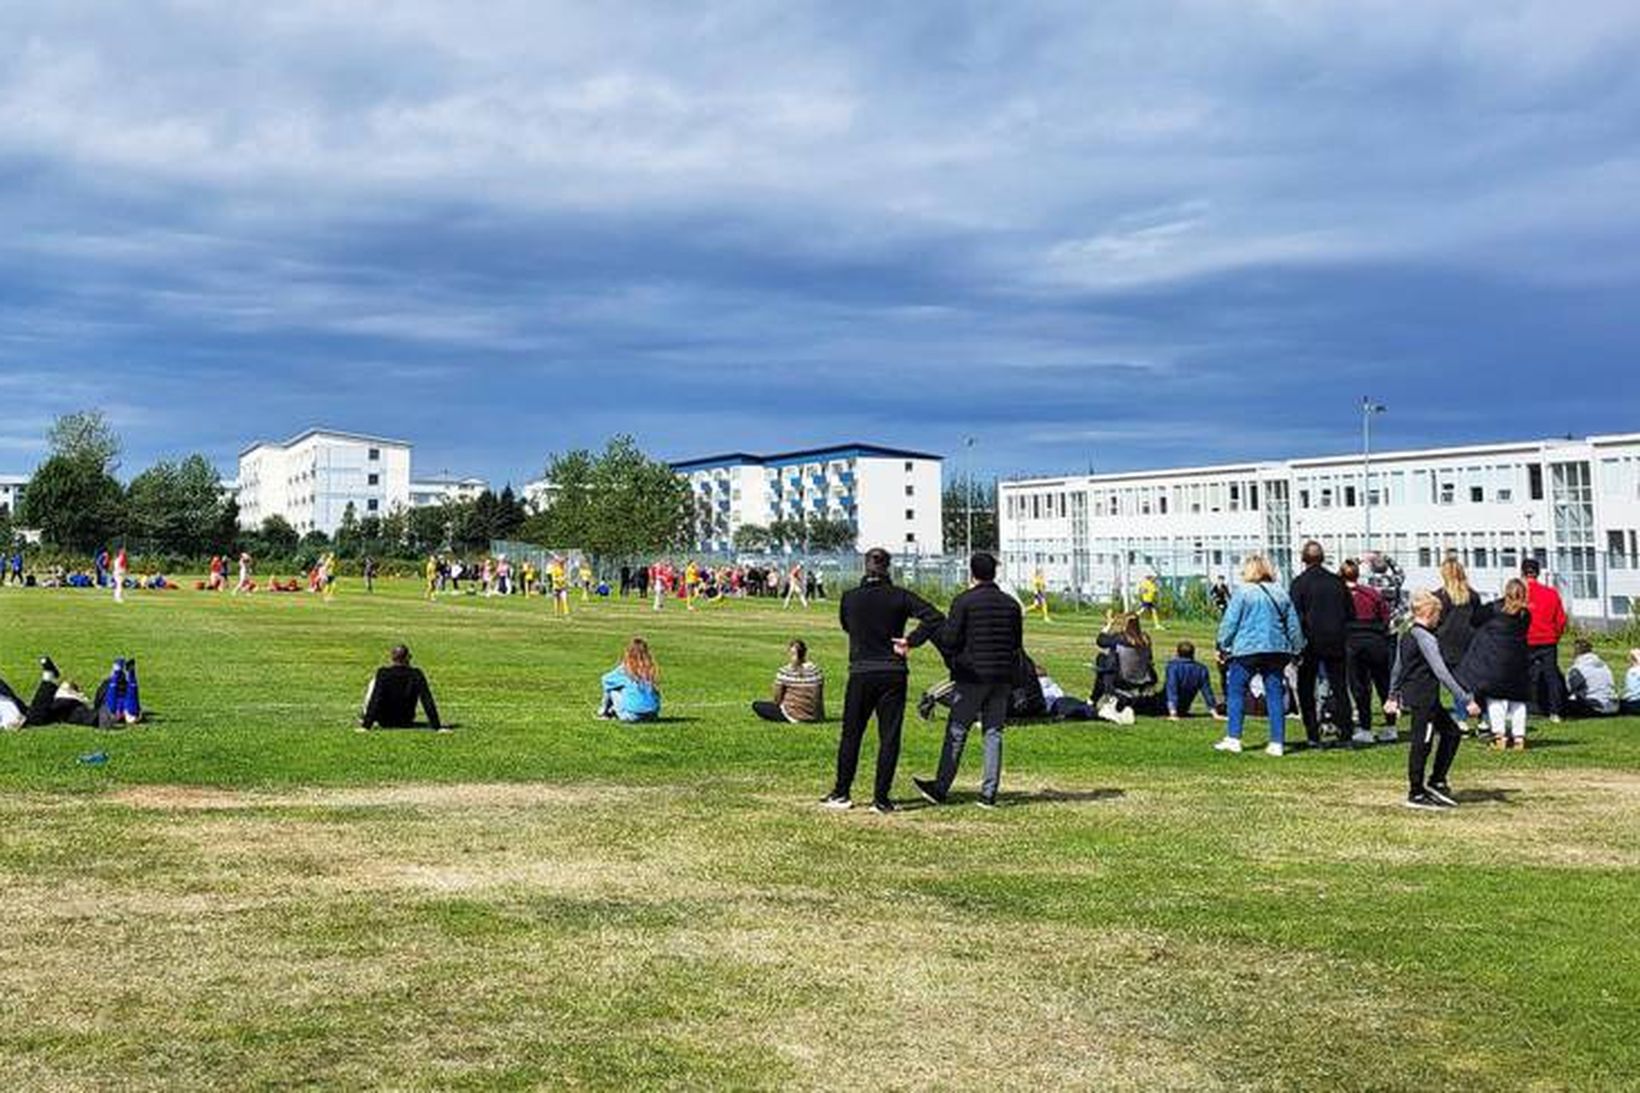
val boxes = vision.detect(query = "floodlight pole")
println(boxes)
[1362,397,1386,552]
[964,436,976,559]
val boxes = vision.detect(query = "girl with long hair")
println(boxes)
[600,637,662,722]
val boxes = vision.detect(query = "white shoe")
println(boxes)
[1115,703,1135,726]
[1376,729,1398,743]
[1350,729,1374,746]
[1096,697,1122,724]
[1213,736,1242,754]
[1265,742,1285,757]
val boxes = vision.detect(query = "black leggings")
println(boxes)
[833,673,907,805]
[1346,633,1393,732]
[1407,702,1461,793]
[751,700,791,723]
[27,681,98,727]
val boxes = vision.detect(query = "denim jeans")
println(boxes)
[1226,656,1287,745]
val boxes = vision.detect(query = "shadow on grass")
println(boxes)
[897,787,1125,811]
[1453,787,1519,805]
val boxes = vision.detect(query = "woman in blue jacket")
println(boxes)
[1214,554,1305,756]
[599,637,662,723]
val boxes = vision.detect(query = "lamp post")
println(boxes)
[1361,397,1387,552]
[964,436,976,559]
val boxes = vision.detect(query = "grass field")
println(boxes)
[1,581,1637,1091]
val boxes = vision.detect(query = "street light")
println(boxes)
[1361,397,1387,552]
[963,436,977,559]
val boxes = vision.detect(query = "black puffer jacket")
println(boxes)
[1434,589,1482,668]
[839,576,945,675]
[938,582,1024,684]
[1457,602,1531,702]
[1290,565,1352,655]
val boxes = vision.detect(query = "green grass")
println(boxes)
[1,581,1637,1090]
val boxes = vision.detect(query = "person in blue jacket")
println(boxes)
[1213,554,1305,756]
[599,637,662,723]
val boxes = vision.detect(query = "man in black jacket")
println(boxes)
[1289,540,1353,747]
[826,547,944,813]
[359,645,445,731]
[913,552,1024,809]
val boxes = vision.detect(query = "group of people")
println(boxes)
[0,655,144,730]
[627,560,825,612]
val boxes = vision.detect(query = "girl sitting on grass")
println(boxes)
[599,637,662,723]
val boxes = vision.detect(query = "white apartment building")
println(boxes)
[409,475,489,508]
[521,476,557,515]
[999,433,1640,622]
[237,429,412,536]
[0,474,26,519]
[673,444,944,554]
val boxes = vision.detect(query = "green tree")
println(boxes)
[407,505,451,554]
[334,502,361,557]
[943,475,997,554]
[48,410,122,472]
[806,516,857,553]
[585,436,691,558]
[211,497,242,555]
[258,515,300,555]
[126,454,224,556]
[733,524,771,551]
[20,411,126,552]
[530,449,595,547]
[495,485,526,540]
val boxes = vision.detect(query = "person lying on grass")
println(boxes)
[358,645,445,732]
[2,656,143,729]
[752,639,825,723]
[599,637,662,723]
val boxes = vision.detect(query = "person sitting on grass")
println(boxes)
[1037,664,1097,721]
[599,637,662,723]
[1092,612,1157,725]
[358,645,444,732]
[752,639,825,723]
[1623,650,1640,716]
[13,656,142,728]
[1565,640,1619,717]
[1165,641,1224,721]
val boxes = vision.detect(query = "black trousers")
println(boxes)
[1297,650,1351,741]
[1407,702,1461,793]
[1345,633,1393,732]
[26,681,98,727]
[1527,645,1563,717]
[834,672,907,805]
[751,700,791,723]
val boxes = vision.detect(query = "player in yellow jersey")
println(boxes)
[684,560,701,611]
[579,560,594,603]
[320,552,337,602]
[549,556,570,617]
[521,560,537,597]
[425,555,439,600]
[1030,567,1051,622]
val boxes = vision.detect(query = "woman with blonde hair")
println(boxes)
[599,637,662,722]
[1434,556,1481,728]
[1212,554,1305,756]
[1457,578,1532,748]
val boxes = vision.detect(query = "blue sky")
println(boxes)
[3,1,1638,488]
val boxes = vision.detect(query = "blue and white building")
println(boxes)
[999,433,1640,622]
[237,428,413,536]
[673,444,944,554]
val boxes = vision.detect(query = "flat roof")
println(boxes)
[1001,433,1638,488]
[239,427,413,458]
[672,443,944,471]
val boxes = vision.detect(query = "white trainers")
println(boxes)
[1265,742,1285,757]
[1213,736,1243,754]
[1375,728,1398,744]
[1350,729,1375,746]
[1097,697,1124,724]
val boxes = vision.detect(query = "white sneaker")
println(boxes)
[1115,703,1136,726]
[1097,697,1123,724]
[1213,736,1243,754]
[1350,729,1375,746]
[1265,742,1285,757]
[1376,729,1398,743]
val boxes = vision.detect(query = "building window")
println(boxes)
[1528,464,1544,500]
[367,499,379,512]
[904,461,914,473]
[368,473,380,486]
[368,448,381,461]
[905,532,916,543]
[905,485,915,497]
[905,509,915,520]
[1439,481,1455,505]
[1470,486,1484,503]
[1344,485,1357,508]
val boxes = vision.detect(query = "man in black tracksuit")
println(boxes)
[913,552,1024,810]
[1289,540,1353,747]
[826,548,944,813]
[359,645,444,731]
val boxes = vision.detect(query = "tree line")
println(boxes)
[3,414,699,565]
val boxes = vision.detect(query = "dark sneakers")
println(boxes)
[870,799,896,815]
[1426,783,1459,808]
[912,777,945,806]
[975,795,999,811]
[1404,791,1448,811]
[40,656,59,681]
[916,693,937,721]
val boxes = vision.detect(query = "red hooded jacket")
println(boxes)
[1525,578,1567,646]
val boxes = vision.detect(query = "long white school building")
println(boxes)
[673,444,944,555]
[999,433,1640,622]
